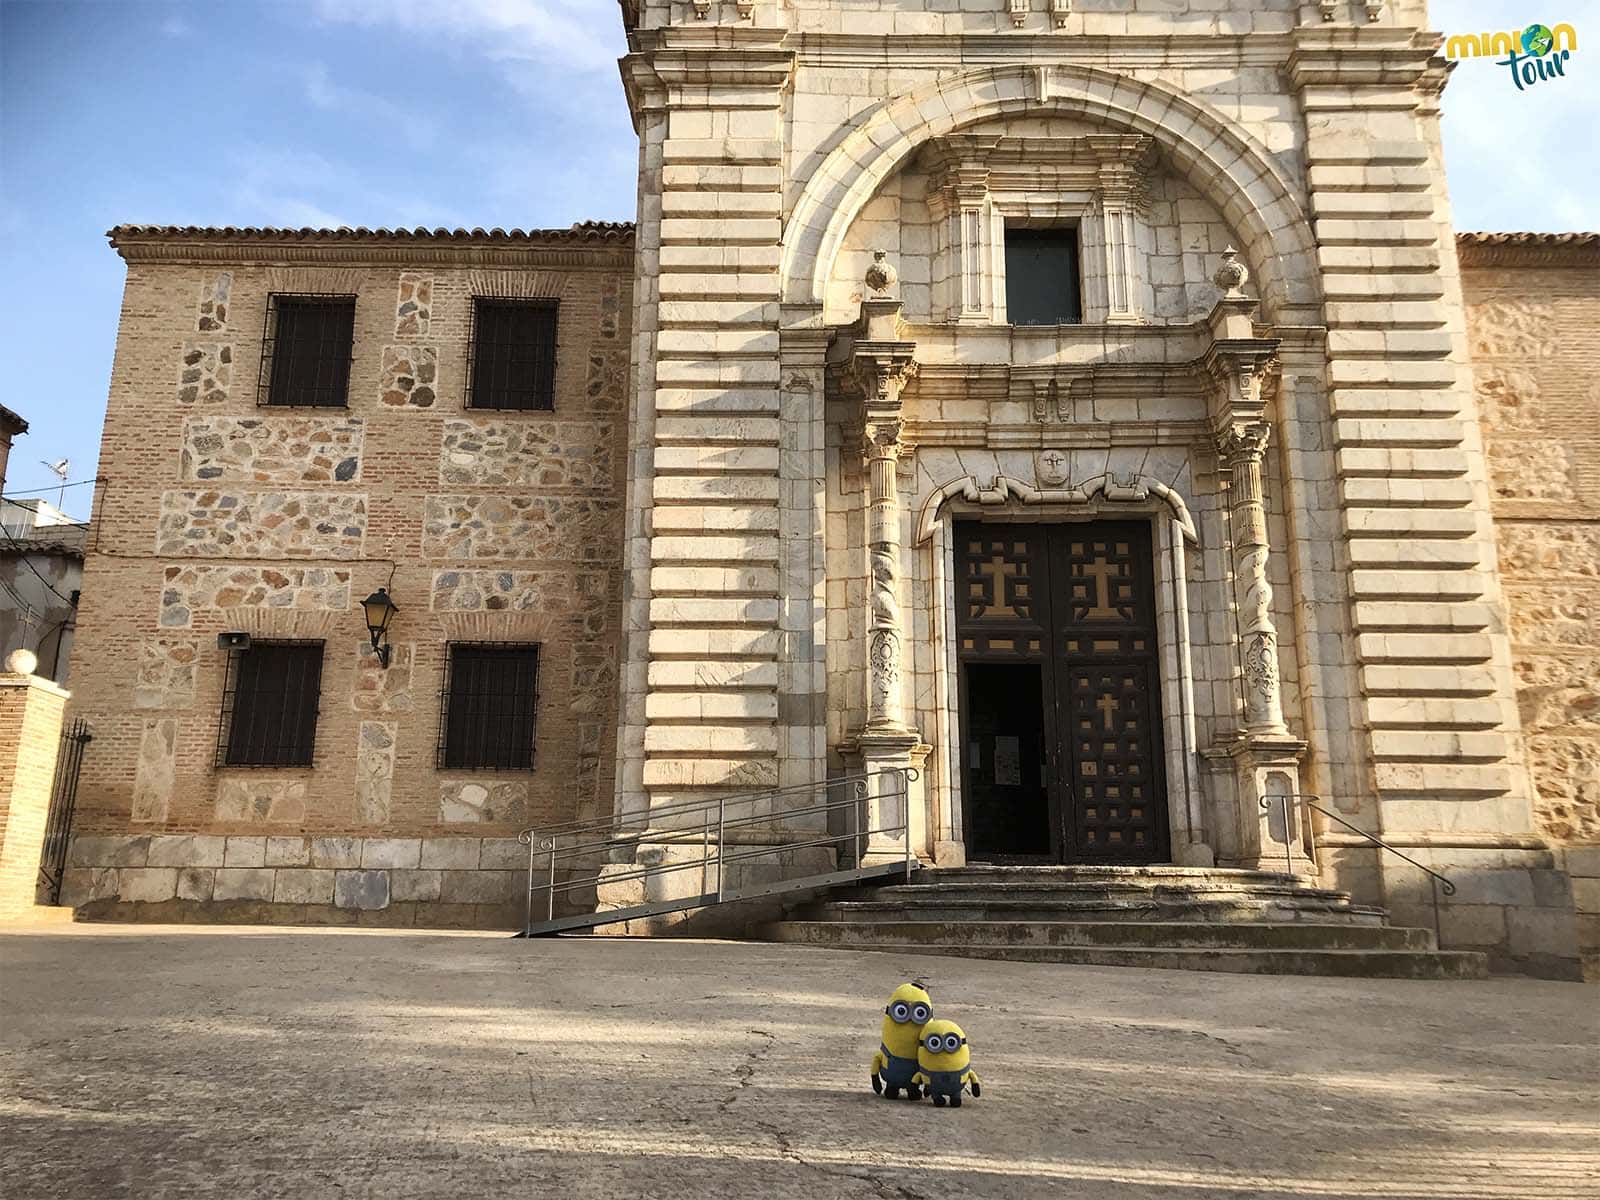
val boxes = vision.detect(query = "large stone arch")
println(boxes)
[781,63,1321,319]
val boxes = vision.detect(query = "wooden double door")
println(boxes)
[955,520,1169,864]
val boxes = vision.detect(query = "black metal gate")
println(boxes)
[37,718,92,905]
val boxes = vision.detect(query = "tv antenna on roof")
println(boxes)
[40,459,68,510]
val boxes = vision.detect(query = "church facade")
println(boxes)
[59,0,1596,976]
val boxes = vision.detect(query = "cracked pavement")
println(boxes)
[2,925,1597,1199]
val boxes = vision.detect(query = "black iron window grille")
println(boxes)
[438,642,540,771]
[466,297,558,411]
[1004,227,1083,326]
[257,293,357,407]
[216,640,325,768]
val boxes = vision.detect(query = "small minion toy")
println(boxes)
[870,983,933,1100]
[913,1019,981,1108]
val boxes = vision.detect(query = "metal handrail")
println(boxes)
[1261,792,1457,944]
[516,768,919,936]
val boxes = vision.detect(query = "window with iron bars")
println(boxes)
[466,297,558,411]
[257,293,357,407]
[438,643,540,771]
[216,640,325,768]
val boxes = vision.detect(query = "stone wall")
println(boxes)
[1461,234,1600,968]
[67,229,632,928]
[0,673,69,920]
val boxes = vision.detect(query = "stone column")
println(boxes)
[1088,135,1155,323]
[1203,253,1307,872]
[843,294,923,863]
[1218,421,1288,737]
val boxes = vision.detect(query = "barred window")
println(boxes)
[1005,227,1082,326]
[217,641,325,767]
[468,298,557,411]
[438,643,540,771]
[259,294,356,407]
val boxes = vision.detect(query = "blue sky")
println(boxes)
[0,0,1593,522]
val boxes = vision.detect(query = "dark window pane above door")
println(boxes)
[1005,227,1082,326]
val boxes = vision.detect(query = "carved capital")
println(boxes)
[849,344,919,412]
[1217,420,1271,467]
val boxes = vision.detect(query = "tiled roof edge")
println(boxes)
[108,221,635,247]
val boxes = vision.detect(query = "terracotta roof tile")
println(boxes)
[107,221,635,246]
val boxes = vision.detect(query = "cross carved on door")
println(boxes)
[970,548,1025,620]
[1078,554,1126,621]
[1095,692,1118,731]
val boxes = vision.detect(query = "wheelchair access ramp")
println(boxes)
[514,768,918,937]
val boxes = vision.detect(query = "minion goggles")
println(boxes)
[923,1032,967,1053]
[885,1000,932,1024]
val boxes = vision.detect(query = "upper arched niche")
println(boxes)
[780,63,1321,324]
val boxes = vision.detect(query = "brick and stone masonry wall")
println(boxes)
[64,231,632,928]
[1461,236,1600,969]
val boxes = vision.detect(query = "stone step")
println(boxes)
[757,937,1489,980]
[763,919,1433,952]
[796,898,1387,926]
[915,866,1318,886]
[855,881,1362,903]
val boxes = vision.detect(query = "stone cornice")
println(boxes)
[788,32,1297,69]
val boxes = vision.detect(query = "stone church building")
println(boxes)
[57,0,1596,977]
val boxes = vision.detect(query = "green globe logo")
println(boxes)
[1521,23,1554,56]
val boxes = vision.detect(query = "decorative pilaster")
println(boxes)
[1217,421,1287,736]
[1087,135,1155,323]
[925,147,997,324]
[840,281,925,861]
[1203,251,1307,872]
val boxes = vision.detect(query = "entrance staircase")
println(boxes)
[758,865,1489,979]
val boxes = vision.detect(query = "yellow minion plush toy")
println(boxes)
[870,983,933,1100]
[913,1019,980,1108]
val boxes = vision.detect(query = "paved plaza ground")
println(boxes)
[1,925,1597,1199]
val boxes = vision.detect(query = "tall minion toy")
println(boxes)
[870,983,933,1100]
[913,1019,981,1108]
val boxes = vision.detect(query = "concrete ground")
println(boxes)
[1,926,1597,1200]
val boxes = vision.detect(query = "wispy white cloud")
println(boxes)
[311,0,621,74]
[301,62,439,148]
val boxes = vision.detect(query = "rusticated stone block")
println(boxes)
[478,838,528,870]
[131,719,177,823]
[584,348,626,412]
[422,495,617,561]
[430,569,570,613]
[335,870,391,910]
[1475,365,1540,430]
[1498,524,1600,582]
[119,868,178,903]
[360,838,421,869]
[177,341,232,405]
[59,868,118,907]
[1467,298,1556,359]
[216,778,307,824]
[419,838,480,870]
[176,867,215,901]
[159,565,351,629]
[1513,653,1600,731]
[214,868,274,902]
[352,643,413,713]
[391,869,442,902]
[356,722,397,825]
[194,272,231,331]
[157,490,367,560]
[223,837,267,867]
[1490,441,1576,502]
[439,781,526,824]
[264,837,310,867]
[69,835,150,868]
[145,835,227,868]
[182,415,363,485]
[1528,735,1600,843]
[439,870,520,905]
[379,345,438,409]
[439,418,614,490]
[133,640,199,709]
[310,837,361,869]
[395,273,432,337]
[273,869,335,905]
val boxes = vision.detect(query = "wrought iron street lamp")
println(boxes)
[361,587,398,669]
